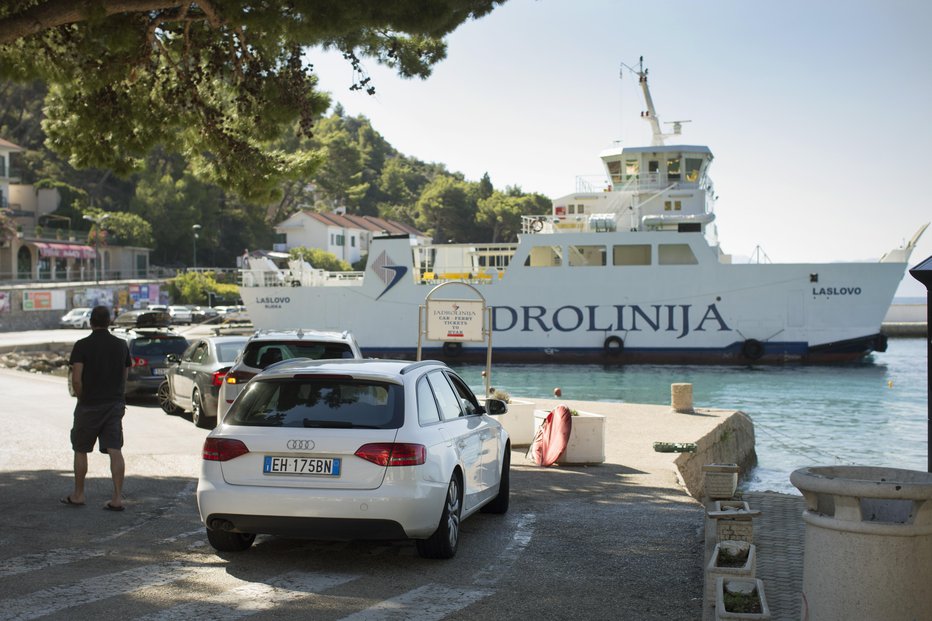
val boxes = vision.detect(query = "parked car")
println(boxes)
[59,307,92,329]
[158,336,249,428]
[168,305,193,325]
[217,329,362,419]
[215,305,249,322]
[189,306,220,324]
[196,358,510,557]
[111,311,189,395]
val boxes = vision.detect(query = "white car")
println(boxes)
[59,307,93,329]
[168,305,193,325]
[217,329,362,419]
[197,358,510,558]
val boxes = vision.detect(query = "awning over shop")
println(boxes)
[34,242,97,260]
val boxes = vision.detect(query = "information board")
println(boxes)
[425,299,485,342]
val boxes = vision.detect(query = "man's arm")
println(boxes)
[71,362,83,400]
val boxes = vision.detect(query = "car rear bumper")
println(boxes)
[126,374,167,394]
[196,465,447,539]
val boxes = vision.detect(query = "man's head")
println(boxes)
[90,305,111,329]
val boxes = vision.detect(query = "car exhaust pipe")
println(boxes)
[208,518,235,531]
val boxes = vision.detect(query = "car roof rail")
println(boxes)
[400,360,448,375]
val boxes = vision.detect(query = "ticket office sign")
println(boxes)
[426,299,485,342]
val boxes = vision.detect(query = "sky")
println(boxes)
[309,0,932,297]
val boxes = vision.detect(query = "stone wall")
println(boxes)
[674,411,757,500]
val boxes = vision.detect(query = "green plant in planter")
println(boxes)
[717,543,750,568]
[490,389,511,402]
[723,588,762,614]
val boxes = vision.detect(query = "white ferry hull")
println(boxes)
[244,61,923,364]
[242,234,907,364]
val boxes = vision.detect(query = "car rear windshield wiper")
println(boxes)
[302,420,353,428]
[301,419,382,429]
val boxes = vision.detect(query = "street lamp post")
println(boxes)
[82,213,110,283]
[192,224,201,270]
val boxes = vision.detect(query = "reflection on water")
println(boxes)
[453,338,928,494]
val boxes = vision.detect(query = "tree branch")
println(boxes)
[0,1,187,45]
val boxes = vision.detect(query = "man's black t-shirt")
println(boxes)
[69,330,131,404]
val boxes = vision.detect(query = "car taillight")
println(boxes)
[212,367,231,387]
[224,370,255,385]
[203,437,250,462]
[355,443,426,467]
[131,356,148,368]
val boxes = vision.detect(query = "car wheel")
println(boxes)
[206,527,255,552]
[157,381,182,415]
[192,388,212,428]
[480,446,510,514]
[416,473,462,559]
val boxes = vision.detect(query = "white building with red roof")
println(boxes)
[273,208,429,265]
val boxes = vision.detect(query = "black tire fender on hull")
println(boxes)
[741,339,765,361]
[603,335,624,356]
[442,341,463,357]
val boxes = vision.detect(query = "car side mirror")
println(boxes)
[484,398,508,415]
[166,354,180,364]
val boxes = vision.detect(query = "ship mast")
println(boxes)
[620,57,689,147]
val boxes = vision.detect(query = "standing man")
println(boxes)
[62,305,131,511]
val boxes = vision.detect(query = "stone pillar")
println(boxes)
[671,382,694,413]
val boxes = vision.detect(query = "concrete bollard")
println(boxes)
[671,382,694,413]
[790,466,932,621]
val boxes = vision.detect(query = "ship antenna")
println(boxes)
[620,56,664,146]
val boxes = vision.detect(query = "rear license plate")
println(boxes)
[153,368,168,376]
[263,456,341,476]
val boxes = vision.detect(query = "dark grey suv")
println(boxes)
[111,314,189,395]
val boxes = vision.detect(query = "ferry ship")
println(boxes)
[241,60,926,364]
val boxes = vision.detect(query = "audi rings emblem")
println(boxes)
[286,439,315,450]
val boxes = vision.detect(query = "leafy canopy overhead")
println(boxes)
[0,1,505,202]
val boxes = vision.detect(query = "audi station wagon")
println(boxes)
[197,358,510,559]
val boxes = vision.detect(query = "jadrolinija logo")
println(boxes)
[371,250,408,300]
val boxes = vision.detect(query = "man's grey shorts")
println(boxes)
[71,401,125,454]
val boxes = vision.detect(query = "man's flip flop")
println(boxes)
[103,502,125,512]
[60,496,84,507]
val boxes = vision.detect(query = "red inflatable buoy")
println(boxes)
[529,405,573,467]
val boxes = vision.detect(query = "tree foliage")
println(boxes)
[288,246,352,272]
[168,270,239,305]
[0,0,506,202]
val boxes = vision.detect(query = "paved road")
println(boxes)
[0,365,706,620]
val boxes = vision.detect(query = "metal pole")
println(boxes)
[192,224,201,270]
[908,255,932,472]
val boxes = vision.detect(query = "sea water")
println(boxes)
[453,337,929,494]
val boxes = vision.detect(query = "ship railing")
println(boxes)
[240,268,364,287]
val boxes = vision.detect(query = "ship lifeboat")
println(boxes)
[640,213,716,227]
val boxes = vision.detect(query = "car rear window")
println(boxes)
[130,336,189,356]
[228,378,403,429]
[242,341,354,369]
[216,342,245,363]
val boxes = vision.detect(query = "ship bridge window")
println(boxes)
[625,160,639,179]
[612,244,651,266]
[664,200,683,211]
[667,157,681,180]
[524,245,562,267]
[658,244,698,265]
[569,245,606,267]
[685,158,702,182]
[606,160,622,184]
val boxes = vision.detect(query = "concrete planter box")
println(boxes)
[702,463,740,499]
[707,500,760,545]
[705,541,757,608]
[533,409,605,465]
[715,577,771,620]
[490,398,535,446]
